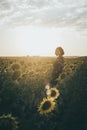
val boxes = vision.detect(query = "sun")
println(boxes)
[10,26,60,56]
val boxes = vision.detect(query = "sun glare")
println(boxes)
[12,26,62,56]
[1,26,86,56]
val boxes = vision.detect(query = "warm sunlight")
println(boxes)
[0,0,87,57]
[12,26,61,56]
[0,26,87,56]
[0,0,87,129]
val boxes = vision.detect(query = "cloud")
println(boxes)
[0,0,87,30]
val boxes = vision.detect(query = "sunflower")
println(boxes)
[48,88,60,100]
[38,98,56,115]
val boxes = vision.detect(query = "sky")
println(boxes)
[0,0,87,56]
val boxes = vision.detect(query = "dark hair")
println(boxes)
[55,47,64,56]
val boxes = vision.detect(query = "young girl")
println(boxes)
[50,47,64,87]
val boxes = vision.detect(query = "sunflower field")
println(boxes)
[0,56,87,130]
